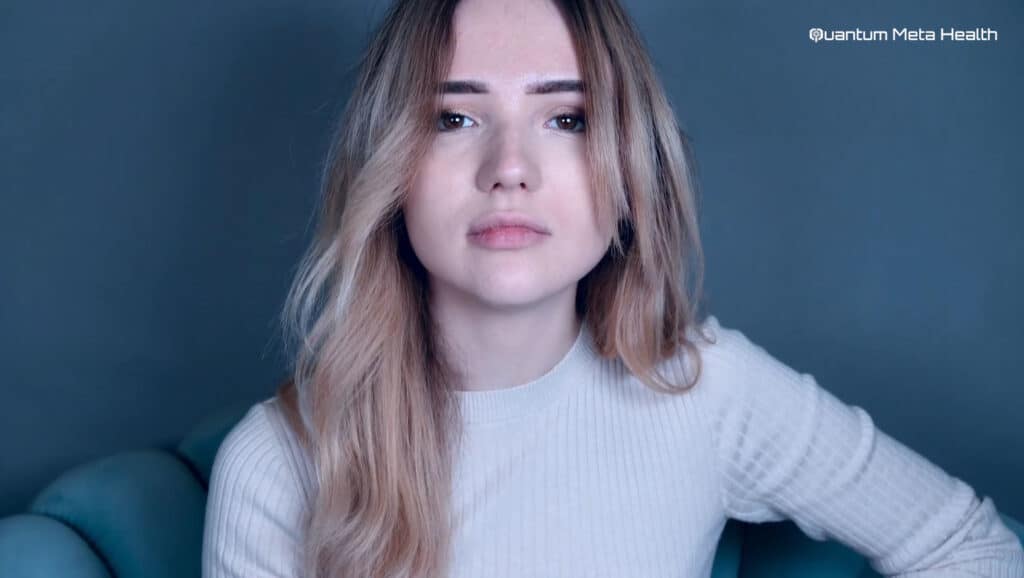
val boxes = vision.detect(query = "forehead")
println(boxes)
[447,0,581,86]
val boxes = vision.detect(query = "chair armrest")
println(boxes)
[28,449,206,578]
[0,513,112,577]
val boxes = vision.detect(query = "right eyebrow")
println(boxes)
[438,79,586,95]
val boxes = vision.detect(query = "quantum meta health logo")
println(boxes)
[808,27,998,43]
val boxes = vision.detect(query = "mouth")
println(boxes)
[467,225,549,250]
[467,211,550,236]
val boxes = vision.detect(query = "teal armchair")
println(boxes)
[1,402,1021,577]
[0,402,251,578]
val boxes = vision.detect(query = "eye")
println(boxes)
[436,109,587,133]
[546,110,586,133]
[437,110,477,132]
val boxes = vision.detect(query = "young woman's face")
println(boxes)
[404,0,613,315]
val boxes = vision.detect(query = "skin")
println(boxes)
[403,0,614,392]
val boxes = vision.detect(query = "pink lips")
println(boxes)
[467,211,550,236]
[467,212,550,250]
[468,226,547,250]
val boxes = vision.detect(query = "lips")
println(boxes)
[467,211,550,236]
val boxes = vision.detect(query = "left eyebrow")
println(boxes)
[438,79,585,95]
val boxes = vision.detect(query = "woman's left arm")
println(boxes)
[695,318,1024,577]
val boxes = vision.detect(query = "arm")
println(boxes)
[202,404,307,578]
[695,318,1024,576]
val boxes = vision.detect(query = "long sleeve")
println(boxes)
[696,319,1024,576]
[202,404,306,578]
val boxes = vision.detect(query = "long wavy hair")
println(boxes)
[273,0,713,576]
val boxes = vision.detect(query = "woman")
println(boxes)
[202,0,1024,576]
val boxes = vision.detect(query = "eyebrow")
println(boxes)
[438,79,585,95]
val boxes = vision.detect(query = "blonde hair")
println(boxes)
[274,0,713,576]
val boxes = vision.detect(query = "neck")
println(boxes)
[430,287,582,393]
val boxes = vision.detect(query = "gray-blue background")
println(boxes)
[2,0,1021,521]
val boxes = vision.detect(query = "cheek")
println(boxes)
[407,160,448,227]
[405,169,461,263]
[404,197,443,251]
[548,165,601,232]
[403,191,433,259]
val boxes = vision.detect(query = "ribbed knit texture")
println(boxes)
[202,315,1024,577]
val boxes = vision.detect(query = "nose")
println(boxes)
[474,123,541,195]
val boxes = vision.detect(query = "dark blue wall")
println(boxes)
[2,0,1021,522]
[0,0,389,514]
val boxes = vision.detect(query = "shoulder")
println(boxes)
[676,316,864,466]
[666,315,815,416]
[202,398,311,576]
[663,314,792,390]
[689,315,776,367]
[209,398,315,505]
[207,399,303,506]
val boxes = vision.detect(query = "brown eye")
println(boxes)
[438,110,475,132]
[550,112,586,133]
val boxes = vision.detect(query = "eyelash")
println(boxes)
[436,109,587,133]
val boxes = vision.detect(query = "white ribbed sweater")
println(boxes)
[202,315,1024,577]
